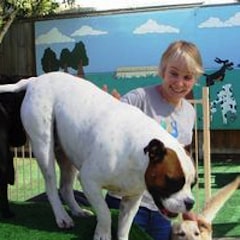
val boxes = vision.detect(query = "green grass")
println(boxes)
[190,159,240,238]
[0,203,152,240]
[3,157,240,239]
[203,160,240,238]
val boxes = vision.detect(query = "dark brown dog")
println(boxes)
[0,74,26,218]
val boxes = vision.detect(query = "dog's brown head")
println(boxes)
[171,220,201,240]
[171,175,240,240]
[171,216,212,240]
[144,139,196,219]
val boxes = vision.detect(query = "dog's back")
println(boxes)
[21,72,184,189]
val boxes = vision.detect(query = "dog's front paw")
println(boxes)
[93,225,111,240]
[56,213,74,229]
[93,232,111,240]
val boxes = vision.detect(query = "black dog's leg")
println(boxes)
[0,135,15,218]
[0,77,27,218]
[0,174,14,218]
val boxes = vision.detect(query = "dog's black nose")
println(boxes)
[184,198,195,211]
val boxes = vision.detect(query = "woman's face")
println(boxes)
[161,61,196,104]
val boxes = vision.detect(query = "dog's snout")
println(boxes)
[184,198,195,211]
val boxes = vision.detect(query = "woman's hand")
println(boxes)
[102,84,121,100]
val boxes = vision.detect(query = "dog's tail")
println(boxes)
[0,76,36,93]
[202,176,240,222]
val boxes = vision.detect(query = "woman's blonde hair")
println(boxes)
[159,40,204,79]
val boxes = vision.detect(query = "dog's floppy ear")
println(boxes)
[144,139,167,163]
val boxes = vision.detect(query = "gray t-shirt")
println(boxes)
[110,85,195,211]
[121,85,195,146]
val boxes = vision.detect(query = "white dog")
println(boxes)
[0,72,196,240]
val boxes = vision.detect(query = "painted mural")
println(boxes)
[34,4,240,129]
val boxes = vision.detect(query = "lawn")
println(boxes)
[0,203,152,240]
[1,157,239,239]
[201,159,240,238]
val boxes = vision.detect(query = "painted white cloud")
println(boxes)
[35,27,75,45]
[133,19,180,34]
[198,12,240,28]
[225,12,240,26]
[198,17,230,28]
[71,25,108,36]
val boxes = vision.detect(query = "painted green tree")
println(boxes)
[41,47,59,72]
[42,41,89,75]
[70,41,89,77]
[59,48,72,72]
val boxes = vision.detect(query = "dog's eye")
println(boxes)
[177,232,186,237]
[199,223,208,230]
[194,231,200,236]
[165,176,185,193]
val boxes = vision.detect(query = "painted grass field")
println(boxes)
[1,157,239,239]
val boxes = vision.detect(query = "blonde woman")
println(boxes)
[106,40,204,240]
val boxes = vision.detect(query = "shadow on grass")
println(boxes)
[213,172,240,188]
[1,201,94,240]
[0,201,152,240]
[197,172,239,189]
[197,158,239,189]
[213,222,240,238]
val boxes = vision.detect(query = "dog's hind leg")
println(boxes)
[30,135,74,228]
[55,145,92,217]
[21,105,74,228]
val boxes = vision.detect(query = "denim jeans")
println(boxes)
[105,194,171,240]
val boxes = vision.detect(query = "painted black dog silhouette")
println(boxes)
[204,57,234,86]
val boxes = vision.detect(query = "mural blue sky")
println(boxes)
[35,4,240,74]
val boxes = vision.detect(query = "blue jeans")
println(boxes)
[105,194,171,240]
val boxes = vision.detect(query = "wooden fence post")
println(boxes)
[202,87,211,200]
